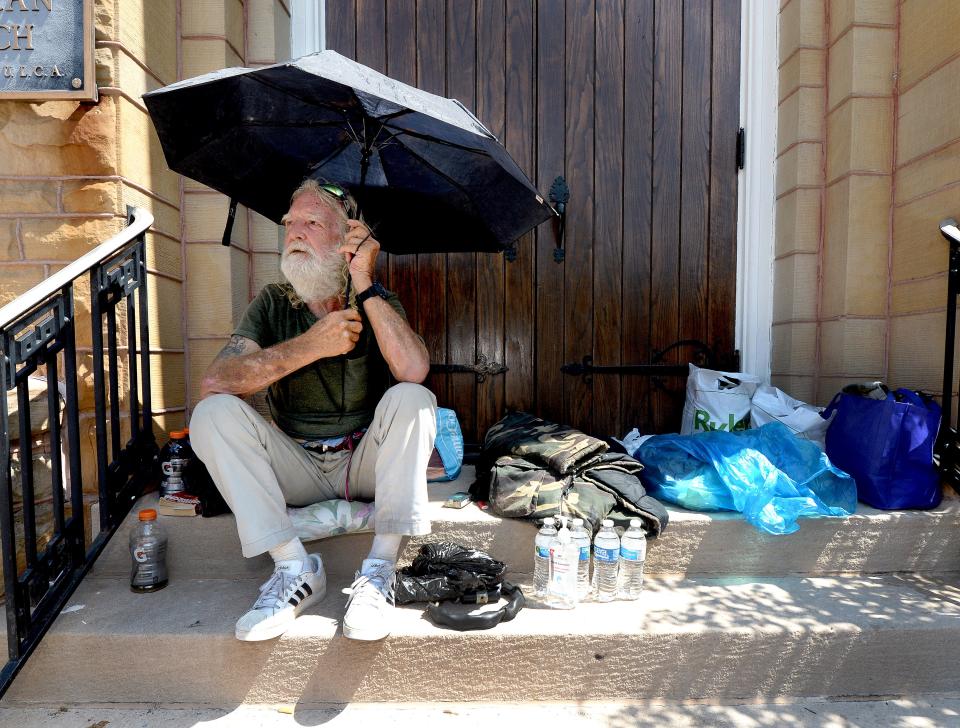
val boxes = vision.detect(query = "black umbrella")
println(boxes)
[143,50,555,254]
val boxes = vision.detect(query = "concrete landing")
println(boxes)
[92,466,960,580]
[3,696,960,727]
[7,571,960,705]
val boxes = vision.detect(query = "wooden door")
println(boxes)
[326,0,741,442]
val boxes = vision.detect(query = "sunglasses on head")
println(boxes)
[318,182,357,219]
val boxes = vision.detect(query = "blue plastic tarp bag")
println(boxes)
[428,407,464,482]
[823,385,942,510]
[634,422,857,534]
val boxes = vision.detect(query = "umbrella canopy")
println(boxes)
[143,50,555,254]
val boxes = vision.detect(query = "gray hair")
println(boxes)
[289,178,359,225]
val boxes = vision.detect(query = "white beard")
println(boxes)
[280,244,347,303]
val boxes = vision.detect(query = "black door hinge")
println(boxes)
[736,128,746,170]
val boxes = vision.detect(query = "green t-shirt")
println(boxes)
[233,283,407,439]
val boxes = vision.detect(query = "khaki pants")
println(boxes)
[190,383,437,558]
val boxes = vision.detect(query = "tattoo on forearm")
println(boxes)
[216,335,249,361]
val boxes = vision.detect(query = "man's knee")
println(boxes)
[381,382,436,410]
[189,394,248,451]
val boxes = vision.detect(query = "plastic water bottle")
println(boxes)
[130,508,168,593]
[571,517,592,600]
[619,518,647,600]
[546,517,579,609]
[533,516,557,598]
[592,519,620,602]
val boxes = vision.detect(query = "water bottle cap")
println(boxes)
[601,519,614,528]
[543,516,555,525]
[170,430,187,439]
[572,518,584,526]
[629,518,642,528]
[138,509,157,521]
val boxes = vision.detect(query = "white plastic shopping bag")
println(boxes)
[750,385,832,450]
[681,363,760,434]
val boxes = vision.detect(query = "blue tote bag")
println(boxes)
[823,385,942,510]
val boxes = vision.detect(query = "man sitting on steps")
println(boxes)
[190,179,436,642]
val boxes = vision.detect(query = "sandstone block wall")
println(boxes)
[1,0,290,497]
[773,0,959,410]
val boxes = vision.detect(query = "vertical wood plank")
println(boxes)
[325,0,357,58]
[416,0,449,406]
[650,0,683,432]
[355,0,389,287]
[563,0,595,433]
[476,0,507,436]
[679,0,712,353]
[534,0,566,426]
[504,0,536,416]
[355,0,386,71]
[708,0,741,362]
[592,0,625,438]
[385,0,419,333]
[446,1,479,440]
[622,0,654,433]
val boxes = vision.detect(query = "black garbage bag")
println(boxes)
[395,541,506,605]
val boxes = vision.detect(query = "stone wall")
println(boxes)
[773,0,958,407]
[182,0,289,410]
[889,0,960,413]
[0,0,289,499]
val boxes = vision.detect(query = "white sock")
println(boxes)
[367,533,402,564]
[268,537,309,574]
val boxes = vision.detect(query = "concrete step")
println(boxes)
[91,466,960,581]
[6,570,960,705]
[4,696,960,727]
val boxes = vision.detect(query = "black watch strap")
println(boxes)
[356,281,388,306]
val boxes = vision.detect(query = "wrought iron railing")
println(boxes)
[0,207,156,697]
[938,218,960,487]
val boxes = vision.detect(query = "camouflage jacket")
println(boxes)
[470,412,668,536]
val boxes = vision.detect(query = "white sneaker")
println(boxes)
[235,554,326,642]
[342,558,395,641]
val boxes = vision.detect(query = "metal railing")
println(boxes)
[0,207,155,697]
[938,218,960,487]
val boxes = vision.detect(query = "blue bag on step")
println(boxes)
[428,408,464,482]
[823,385,942,510]
[634,422,857,534]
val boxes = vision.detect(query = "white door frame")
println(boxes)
[736,0,778,383]
[290,0,325,57]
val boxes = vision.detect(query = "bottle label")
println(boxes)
[595,546,618,562]
[621,547,643,561]
[131,541,168,587]
[536,545,551,558]
[579,546,590,561]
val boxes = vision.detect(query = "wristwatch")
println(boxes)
[356,280,389,306]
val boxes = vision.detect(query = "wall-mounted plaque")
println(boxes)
[0,0,95,101]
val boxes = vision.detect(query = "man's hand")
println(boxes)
[305,308,363,357]
[339,219,379,289]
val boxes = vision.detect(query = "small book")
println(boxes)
[442,491,471,509]
[158,492,201,517]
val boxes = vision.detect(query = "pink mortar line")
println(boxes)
[180,34,244,62]
[827,22,897,50]
[895,135,960,173]
[894,178,960,208]
[778,84,825,107]
[95,40,169,86]
[897,48,960,97]
[779,45,828,70]
[825,92,893,116]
